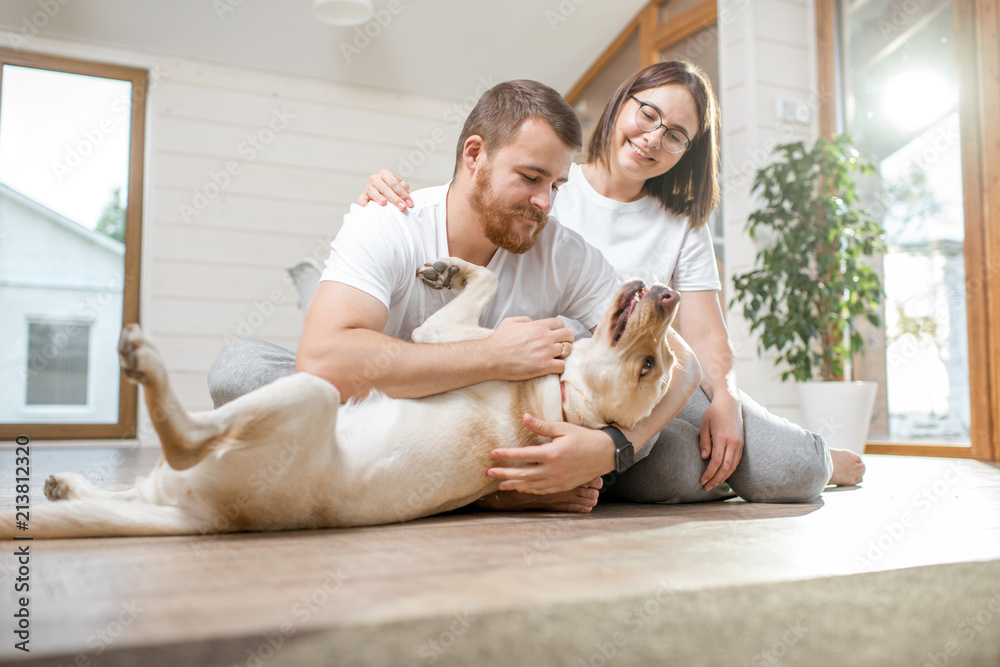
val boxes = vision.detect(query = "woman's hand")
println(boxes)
[358,169,413,210]
[698,392,744,491]
[487,415,616,494]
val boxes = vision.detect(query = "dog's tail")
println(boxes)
[1,500,204,539]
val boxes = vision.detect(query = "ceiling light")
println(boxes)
[314,0,374,26]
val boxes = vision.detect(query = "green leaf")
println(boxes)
[730,135,886,381]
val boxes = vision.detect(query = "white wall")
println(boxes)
[717,0,820,424]
[2,34,465,443]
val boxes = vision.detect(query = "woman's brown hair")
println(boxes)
[586,61,720,229]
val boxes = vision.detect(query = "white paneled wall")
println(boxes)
[717,0,820,424]
[5,35,464,441]
[148,65,464,419]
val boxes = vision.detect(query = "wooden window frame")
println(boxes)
[817,0,999,460]
[567,0,717,106]
[0,48,146,441]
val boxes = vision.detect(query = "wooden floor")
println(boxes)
[2,445,999,665]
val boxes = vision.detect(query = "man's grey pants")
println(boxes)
[208,339,833,505]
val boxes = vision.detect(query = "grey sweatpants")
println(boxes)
[207,339,832,505]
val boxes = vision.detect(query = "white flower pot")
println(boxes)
[798,381,878,454]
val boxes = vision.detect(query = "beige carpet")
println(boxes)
[9,559,1000,667]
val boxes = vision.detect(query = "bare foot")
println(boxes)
[828,448,865,486]
[475,477,604,513]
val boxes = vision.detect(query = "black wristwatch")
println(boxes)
[602,425,635,474]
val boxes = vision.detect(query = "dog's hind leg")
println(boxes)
[118,324,235,471]
[120,324,341,476]
[0,500,205,539]
[413,257,498,343]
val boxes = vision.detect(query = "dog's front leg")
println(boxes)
[412,257,498,343]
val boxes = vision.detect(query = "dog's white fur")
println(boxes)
[1,258,695,539]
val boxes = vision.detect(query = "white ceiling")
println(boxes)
[0,0,648,100]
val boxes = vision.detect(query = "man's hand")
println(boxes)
[486,317,575,380]
[699,392,744,491]
[487,414,616,494]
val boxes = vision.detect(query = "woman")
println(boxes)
[360,61,864,509]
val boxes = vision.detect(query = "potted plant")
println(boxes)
[730,135,885,453]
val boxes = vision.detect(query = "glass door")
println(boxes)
[840,0,971,445]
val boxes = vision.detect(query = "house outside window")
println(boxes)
[25,321,92,407]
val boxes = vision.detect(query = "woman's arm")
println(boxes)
[358,169,413,209]
[675,290,745,491]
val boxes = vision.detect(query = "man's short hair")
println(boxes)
[454,80,582,171]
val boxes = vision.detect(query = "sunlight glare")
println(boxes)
[880,69,957,134]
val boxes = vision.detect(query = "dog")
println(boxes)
[1,257,693,538]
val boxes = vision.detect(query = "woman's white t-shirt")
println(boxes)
[554,163,721,291]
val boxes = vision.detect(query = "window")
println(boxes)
[819,0,1000,459]
[25,322,91,406]
[0,49,146,439]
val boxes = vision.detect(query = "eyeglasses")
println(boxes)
[630,95,691,154]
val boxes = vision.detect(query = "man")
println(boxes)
[209,80,701,511]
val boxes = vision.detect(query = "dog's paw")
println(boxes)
[45,473,93,501]
[118,324,165,385]
[417,259,465,290]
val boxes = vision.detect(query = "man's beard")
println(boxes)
[468,161,548,255]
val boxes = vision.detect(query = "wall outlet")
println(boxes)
[776,97,811,124]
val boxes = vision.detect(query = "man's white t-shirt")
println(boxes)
[554,163,721,291]
[321,183,619,341]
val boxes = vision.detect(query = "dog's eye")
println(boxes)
[640,357,654,377]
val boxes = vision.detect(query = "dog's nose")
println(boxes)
[649,285,679,314]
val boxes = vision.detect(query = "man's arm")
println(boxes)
[485,326,702,494]
[297,281,575,402]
